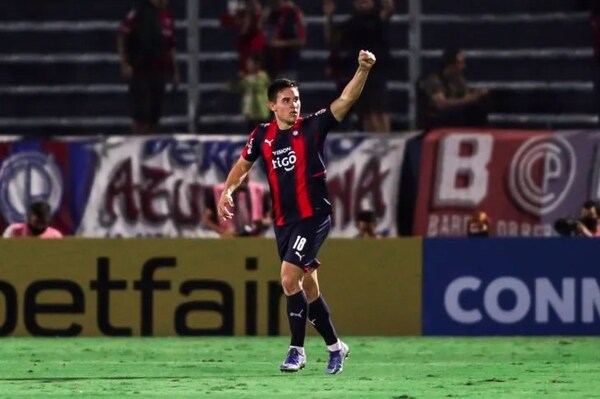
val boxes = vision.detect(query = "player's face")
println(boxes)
[269,87,301,128]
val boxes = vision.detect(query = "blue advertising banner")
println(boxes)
[423,238,600,335]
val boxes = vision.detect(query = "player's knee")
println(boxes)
[281,274,302,295]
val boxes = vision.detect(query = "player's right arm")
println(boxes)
[217,157,254,221]
[330,50,376,122]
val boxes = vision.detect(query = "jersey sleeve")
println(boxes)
[312,107,339,140]
[241,127,261,162]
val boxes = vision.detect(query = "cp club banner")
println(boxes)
[0,134,412,237]
[414,129,600,236]
[423,238,600,335]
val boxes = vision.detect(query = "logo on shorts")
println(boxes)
[0,152,63,223]
[508,136,576,216]
[295,251,305,261]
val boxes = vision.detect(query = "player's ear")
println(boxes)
[268,102,276,112]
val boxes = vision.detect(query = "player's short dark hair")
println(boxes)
[442,48,461,67]
[268,79,298,102]
[28,201,51,220]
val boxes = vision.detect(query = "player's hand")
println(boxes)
[358,50,376,71]
[217,193,235,221]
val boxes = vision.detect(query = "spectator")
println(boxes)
[203,173,271,237]
[117,0,180,134]
[324,0,394,133]
[576,201,600,237]
[263,0,306,79]
[3,201,63,238]
[231,53,272,131]
[355,210,383,238]
[466,211,490,237]
[418,48,489,130]
[220,0,266,74]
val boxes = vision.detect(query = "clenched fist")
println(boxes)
[358,50,376,71]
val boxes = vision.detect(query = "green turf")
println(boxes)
[0,337,598,398]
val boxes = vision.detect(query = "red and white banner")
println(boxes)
[77,134,413,237]
[414,128,600,237]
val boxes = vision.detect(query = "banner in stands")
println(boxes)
[0,238,422,336]
[423,238,600,335]
[0,134,413,237]
[414,129,600,237]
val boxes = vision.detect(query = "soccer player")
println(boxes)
[217,50,377,374]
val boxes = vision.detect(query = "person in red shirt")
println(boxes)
[220,0,266,74]
[117,0,180,134]
[217,50,377,375]
[3,201,63,239]
[263,0,306,79]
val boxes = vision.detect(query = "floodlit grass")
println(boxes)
[0,337,598,398]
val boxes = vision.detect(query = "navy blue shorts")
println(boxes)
[274,214,331,272]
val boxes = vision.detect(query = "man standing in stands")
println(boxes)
[3,201,63,238]
[217,50,377,374]
[418,48,489,130]
[220,0,266,75]
[117,0,180,134]
[263,0,306,79]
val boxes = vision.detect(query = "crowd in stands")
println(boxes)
[5,0,599,239]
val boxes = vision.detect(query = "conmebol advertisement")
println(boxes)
[423,238,600,335]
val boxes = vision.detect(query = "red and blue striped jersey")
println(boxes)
[241,107,338,226]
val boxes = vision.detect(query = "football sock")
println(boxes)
[308,295,339,346]
[287,291,308,347]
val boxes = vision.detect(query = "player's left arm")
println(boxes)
[330,50,376,122]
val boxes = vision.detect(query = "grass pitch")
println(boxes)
[0,337,598,398]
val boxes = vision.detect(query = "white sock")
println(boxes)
[327,340,341,352]
[290,345,305,356]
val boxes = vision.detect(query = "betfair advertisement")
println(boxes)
[0,238,422,336]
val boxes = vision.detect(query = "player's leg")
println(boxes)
[279,260,308,372]
[304,270,350,375]
[275,222,308,372]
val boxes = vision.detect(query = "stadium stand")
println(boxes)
[0,0,594,134]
